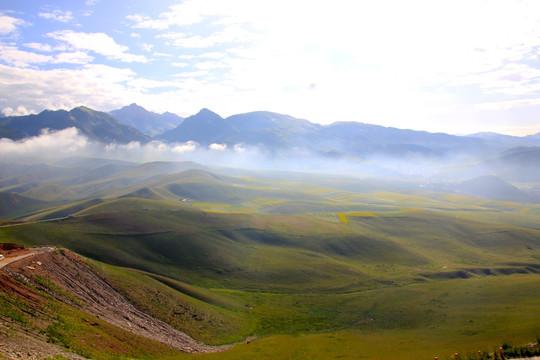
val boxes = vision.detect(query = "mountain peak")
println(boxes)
[194,108,222,119]
[159,108,231,143]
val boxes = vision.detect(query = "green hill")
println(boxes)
[0,191,46,218]
[1,182,540,359]
[4,206,540,293]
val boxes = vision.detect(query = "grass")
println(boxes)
[1,171,540,359]
[89,261,252,345]
[153,274,540,360]
[46,303,176,360]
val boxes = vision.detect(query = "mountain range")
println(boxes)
[0,106,149,143]
[1,104,540,182]
[110,103,184,137]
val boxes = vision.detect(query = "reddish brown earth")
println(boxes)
[0,247,231,359]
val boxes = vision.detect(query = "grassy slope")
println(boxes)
[1,170,540,359]
[1,202,539,352]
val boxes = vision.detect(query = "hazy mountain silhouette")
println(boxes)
[456,175,539,203]
[110,103,183,137]
[3,105,540,161]
[0,106,150,143]
[159,108,235,144]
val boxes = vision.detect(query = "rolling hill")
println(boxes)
[456,175,540,203]
[0,192,46,218]
[1,160,540,360]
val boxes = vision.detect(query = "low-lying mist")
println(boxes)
[0,127,471,178]
[2,126,539,204]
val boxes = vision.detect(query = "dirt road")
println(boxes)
[0,246,54,269]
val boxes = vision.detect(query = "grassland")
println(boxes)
[1,165,540,359]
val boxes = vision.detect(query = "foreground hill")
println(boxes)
[0,247,230,359]
[1,201,540,359]
[0,106,150,143]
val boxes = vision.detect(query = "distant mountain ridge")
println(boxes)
[0,106,150,144]
[159,108,512,158]
[110,103,183,137]
[159,108,235,144]
[2,104,540,161]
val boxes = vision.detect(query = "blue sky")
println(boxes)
[2,0,540,135]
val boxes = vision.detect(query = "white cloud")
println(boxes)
[173,70,208,78]
[233,144,246,153]
[159,24,256,49]
[128,1,204,30]
[152,51,172,57]
[24,42,53,52]
[171,62,189,67]
[171,141,198,153]
[0,63,138,113]
[140,43,153,52]
[0,127,89,161]
[194,61,227,70]
[53,51,94,64]
[2,105,32,116]
[4,0,540,136]
[47,30,148,63]
[200,52,227,59]
[0,43,94,67]
[473,98,540,111]
[0,13,27,35]
[209,143,227,151]
[38,10,73,23]
[0,44,53,67]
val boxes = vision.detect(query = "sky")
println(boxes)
[1,1,540,136]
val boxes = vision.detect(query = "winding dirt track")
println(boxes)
[0,246,53,269]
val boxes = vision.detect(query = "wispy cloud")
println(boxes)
[23,42,54,52]
[159,24,256,49]
[0,12,27,35]
[52,51,94,65]
[38,9,73,23]
[47,30,148,63]
[127,1,204,30]
[0,44,53,67]
[0,43,94,67]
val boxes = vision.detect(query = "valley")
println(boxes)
[0,156,539,359]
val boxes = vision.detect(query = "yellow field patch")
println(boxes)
[254,198,285,206]
[193,202,231,208]
[302,187,335,195]
[337,212,378,224]
[332,194,360,202]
